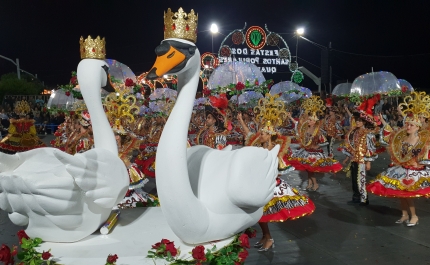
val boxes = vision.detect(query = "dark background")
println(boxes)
[1,0,429,92]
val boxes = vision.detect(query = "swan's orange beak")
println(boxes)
[147,46,186,79]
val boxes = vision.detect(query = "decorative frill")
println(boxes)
[288,148,342,173]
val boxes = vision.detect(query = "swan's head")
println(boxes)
[77,59,115,93]
[147,38,198,80]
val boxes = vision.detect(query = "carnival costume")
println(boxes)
[288,96,342,173]
[340,96,379,204]
[244,94,315,222]
[367,92,430,198]
[196,93,230,149]
[0,101,46,154]
[64,111,94,155]
[323,98,344,157]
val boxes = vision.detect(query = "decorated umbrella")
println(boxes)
[270,81,302,103]
[105,59,137,92]
[398,79,414,92]
[149,88,178,101]
[47,89,78,110]
[332,83,352,96]
[208,61,265,90]
[350,71,400,96]
[194,97,208,110]
[301,87,312,99]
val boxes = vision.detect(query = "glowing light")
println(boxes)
[210,23,218,34]
[163,75,168,78]
[296,27,305,35]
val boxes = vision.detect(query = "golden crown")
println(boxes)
[302,95,325,120]
[14,100,31,116]
[164,8,198,43]
[254,94,287,135]
[399,91,430,127]
[80,36,106,59]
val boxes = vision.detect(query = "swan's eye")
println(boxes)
[167,51,175,58]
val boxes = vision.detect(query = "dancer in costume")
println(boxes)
[367,92,430,226]
[287,96,342,191]
[0,101,46,154]
[64,111,94,154]
[323,98,344,157]
[238,94,315,252]
[340,98,379,205]
[196,94,230,149]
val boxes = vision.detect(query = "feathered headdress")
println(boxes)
[302,95,325,121]
[357,94,381,125]
[399,91,430,127]
[254,94,287,135]
[79,111,91,127]
[205,93,230,132]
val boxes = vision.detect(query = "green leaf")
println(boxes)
[33,238,43,245]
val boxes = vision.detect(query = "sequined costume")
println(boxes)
[246,132,315,222]
[367,124,430,198]
[196,128,227,149]
[341,119,378,203]
[322,114,344,156]
[288,118,342,173]
[0,118,46,154]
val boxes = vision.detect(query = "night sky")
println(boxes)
[1,0,429,92]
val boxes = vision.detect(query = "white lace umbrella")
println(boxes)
[398,79,414,92]
[149,88,178,100]
[270,81,301,103]
[105,59,136,91]
[332,83,352,96]
[350,71,400,95]
[47,90,78,110]
[208,61,265,89]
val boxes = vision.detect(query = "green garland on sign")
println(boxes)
[291,70,304,84]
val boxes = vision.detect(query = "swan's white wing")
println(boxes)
[226,145,280,208]
[54,149,129,209]
[0,149,84,229]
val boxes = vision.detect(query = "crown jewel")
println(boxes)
[302,95,325,121]
[400,91,430,127]
[254,94,287,135]
[14,100,31,116]
[164,8,198,43]
[80,36,106,59]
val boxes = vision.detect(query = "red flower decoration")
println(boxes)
[152,239,178,257]
[0,244,13,265]
[235,82,245,91]
[106,254,118,263]
[245,228,257,238]
[203,88,211,96]
[238,248,249,262]
[238,234,250,248]
[65,91,71,97]
[17,230,29,244]
[255,80,259,86]
[125,78,135,87]
[191,245,206,262]
[401,85,408,93]
[70,76,78,86]
[69,111,75,116]
[42,251,52,260]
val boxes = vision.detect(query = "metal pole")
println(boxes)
[296,36,299,62]
[211,34,213,54]
[16,58,20,79]
[329,42,332,94]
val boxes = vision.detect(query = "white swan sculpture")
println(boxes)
[0,58,129,242]
[147,38,280,244]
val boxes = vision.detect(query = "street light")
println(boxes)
[210,23,218,54]
[295,27,304,63]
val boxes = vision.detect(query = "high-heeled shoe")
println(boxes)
[395,215,409,224]
[254,241,264,248]
[407,216,419,227]
[258,239,275,252]
[311,184,319,191]
[305,184,312,190]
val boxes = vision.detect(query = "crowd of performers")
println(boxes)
[4,90,430,250]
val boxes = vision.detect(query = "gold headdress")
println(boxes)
[164,8,198,43]
[302,95,325,121]
[14,100,31,116]
[254,94,287,135]
[399,91,430,127]
[79,36,106,59]
[104,91,140,134]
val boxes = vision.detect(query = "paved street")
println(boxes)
[1,136,430,264]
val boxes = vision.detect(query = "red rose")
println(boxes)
[245,228,257,238]
[401,86,408,93]
[11,246,17,256]
[65,91,71,97]
[191,245,206,261]
[125,78,135,87]
[235,82,245,91]
[235,262,241,265]
[17,230,29,244]
[255,80,259,86]
[238,249,248,262]
[238,234,250,248]
[42,251,52,260]
[0,244,13,265]
[106,254,118,263]
[165,241,178,257]
[70,76,78,85]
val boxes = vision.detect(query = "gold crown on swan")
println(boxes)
[79,35,106,59]
[302,95,325,121]
[399,91,430,127]
[164,8,198,43]
[254,94,287,135]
